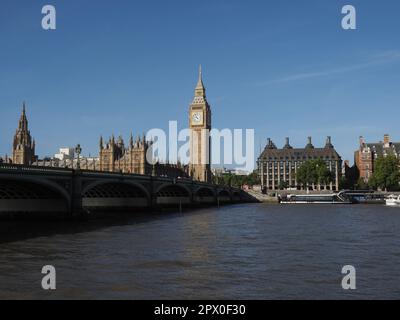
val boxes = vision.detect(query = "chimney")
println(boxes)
[384,134,390,146]
[283,137,292,149]
[306,136,314,148]
[359,136,365,147]
[325,136,333,148]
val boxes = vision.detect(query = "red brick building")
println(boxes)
[355,134,400,183]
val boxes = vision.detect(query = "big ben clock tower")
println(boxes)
[189,66,212,182]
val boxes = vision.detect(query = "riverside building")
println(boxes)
[355,134,400,183]
[257,136,342,191]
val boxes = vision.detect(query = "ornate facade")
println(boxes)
[99,134,187,178]
[258,136,342,191]
[12,103,37,165]
[189,66,212,182]
[99,134,150,174]
[355,134,400,183]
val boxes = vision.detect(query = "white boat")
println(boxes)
[280,191,352,204]
[385,195,400,207]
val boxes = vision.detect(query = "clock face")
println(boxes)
[191,111,203,125]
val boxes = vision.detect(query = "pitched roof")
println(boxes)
[259,138,341,161]
[365,142,400,156]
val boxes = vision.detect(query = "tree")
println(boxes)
[218,171,260,188]
[315,159,333,189]
[246,171,260,186]
[369,155,400,191]
[296,161,314,189]
[296,159,333,190]
[356,177,370,190]
[278,180,289,190]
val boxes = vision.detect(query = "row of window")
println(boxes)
[263,175,338,183]
[262,156,339,161]
[260,161,338,166]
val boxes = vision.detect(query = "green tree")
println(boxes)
[296,159,333,190]
[245,171,260,186]
[315,159,333,189]
[218,171,260,188]
[278,180,289,190]
[296,161,313,189]
[369,155,400,191]
[356,177,370,190]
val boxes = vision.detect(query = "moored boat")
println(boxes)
[280,191,352,204]
[385,195,400,207]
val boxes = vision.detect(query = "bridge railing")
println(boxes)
[0,163,74,175]
[0,163,243,192]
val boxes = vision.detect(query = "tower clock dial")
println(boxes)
[191,111,203,125]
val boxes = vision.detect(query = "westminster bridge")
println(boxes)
[0,164,256,218]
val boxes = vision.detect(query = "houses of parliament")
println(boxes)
[3,68,213,183]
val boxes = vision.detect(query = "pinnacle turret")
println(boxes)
[195,65,206,97]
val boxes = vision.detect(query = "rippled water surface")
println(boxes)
[1,204,400,299]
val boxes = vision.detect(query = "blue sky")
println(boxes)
[1,0,400,167]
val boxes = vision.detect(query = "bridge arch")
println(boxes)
[232,190,242,201]
[82,180,150,200]
[194,186,216,204]
[155,183,191,206]
[195,187,216,197]
[155,183,191,197]
[0,177,71,213]
[82,180,151,209]
[0,177,70,202]
[218,189,231,197]
[217,189,232,203]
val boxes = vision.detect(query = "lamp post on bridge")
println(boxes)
[75,144,82,170]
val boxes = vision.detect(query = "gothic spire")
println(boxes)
[129,132,134,148]
[195,64,206,97]
[19,102,28,131]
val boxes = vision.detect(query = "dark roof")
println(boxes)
[365,142,400,156]
[259,146,341,161]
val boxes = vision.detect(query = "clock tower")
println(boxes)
[189,66,212,182]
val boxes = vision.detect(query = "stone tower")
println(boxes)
[12,103,36,165]
[99,135,124,172]
[189,66,212,182]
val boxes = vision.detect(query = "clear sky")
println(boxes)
[1,0,399,167]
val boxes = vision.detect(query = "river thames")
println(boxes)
[0,204,400,299]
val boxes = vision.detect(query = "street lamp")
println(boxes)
[75,144,82,170]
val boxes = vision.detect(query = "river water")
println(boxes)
[0,204,400,300]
